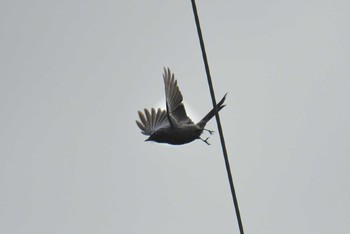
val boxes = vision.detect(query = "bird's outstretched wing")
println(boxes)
[163,68,193,125]
[136,108,170,135]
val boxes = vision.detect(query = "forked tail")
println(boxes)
[197,93,227,128]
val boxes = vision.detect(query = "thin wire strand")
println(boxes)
[190,1,244,233]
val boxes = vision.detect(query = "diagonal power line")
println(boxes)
[190,0,245,233]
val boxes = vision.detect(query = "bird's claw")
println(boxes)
[204,129,214,135]
[200,137,211,145]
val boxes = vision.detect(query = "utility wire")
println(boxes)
[190,1,245,233]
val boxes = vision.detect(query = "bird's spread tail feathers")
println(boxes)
[197,93,227,128]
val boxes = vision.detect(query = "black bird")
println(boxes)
[136,68,226,145]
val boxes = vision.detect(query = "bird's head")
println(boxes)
[145,130,168,143]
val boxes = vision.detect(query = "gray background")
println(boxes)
[1,0,349,233]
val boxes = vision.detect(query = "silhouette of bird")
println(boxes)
[136,68,226,145]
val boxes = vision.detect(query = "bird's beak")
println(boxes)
[145,137,151,142]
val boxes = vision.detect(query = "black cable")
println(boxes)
[190,1,245,233]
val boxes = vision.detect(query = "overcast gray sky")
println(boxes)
[1,0,349,233]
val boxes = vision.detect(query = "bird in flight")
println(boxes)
[136,68,226,145]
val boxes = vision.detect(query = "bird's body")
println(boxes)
[136,68,226,145]
[146,124,203,145]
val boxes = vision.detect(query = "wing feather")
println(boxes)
[138,111,147,126]
[136,108,170,135]
[163,67,193,124]
[136,68,193,136]
[145,109,151,123]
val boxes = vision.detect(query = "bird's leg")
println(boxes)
[204,129,214,135]
[200,137,211,145]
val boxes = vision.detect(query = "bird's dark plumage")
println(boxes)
[136,68,226,145]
